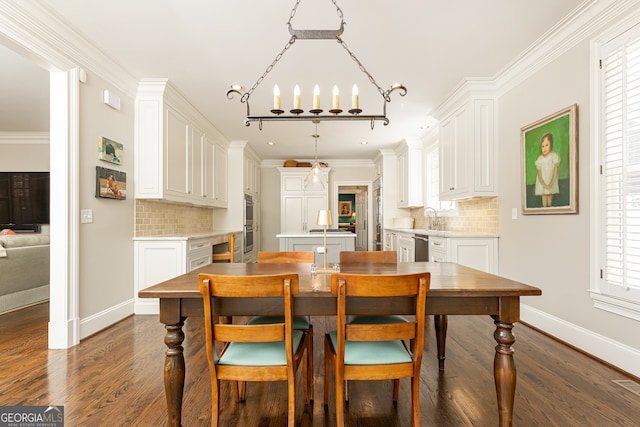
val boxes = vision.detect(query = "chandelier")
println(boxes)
[226,0,407,130]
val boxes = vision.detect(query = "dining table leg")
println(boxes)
[493,319,516,427]
[434,314,448,370]
[164,320,186,427]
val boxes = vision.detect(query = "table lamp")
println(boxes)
[316,209,333,272]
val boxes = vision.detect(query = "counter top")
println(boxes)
[385,228,499,238]
[133,230,241,244]
[276,232,356,238]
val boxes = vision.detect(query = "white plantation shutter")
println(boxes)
[600,24,640,303]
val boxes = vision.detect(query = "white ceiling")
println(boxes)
[1,0,584,160]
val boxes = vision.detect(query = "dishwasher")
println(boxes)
[412,234,429,262]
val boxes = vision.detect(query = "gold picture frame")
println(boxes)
[520,104,578,214]
[339,201,352,216]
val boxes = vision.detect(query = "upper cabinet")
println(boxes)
[243,151,261,197]
[135,79,228,208]
[278,167,331,233]
[438,91,496,200]
[395,141,423,208]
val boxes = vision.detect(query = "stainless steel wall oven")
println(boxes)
[244,194,254,254]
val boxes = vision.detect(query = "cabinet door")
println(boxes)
[282,195,305,233]
[165,108,189,196]
[440,106,469,199]
[448,238,497,273]
[203,137,215,201]
[304,194,327,232]
[213,142,228,206]
[396,148,408,207]
[190,126,205,199]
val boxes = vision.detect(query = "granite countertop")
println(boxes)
[385,228,499,238]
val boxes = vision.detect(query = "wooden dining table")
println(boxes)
[138,261,541,427]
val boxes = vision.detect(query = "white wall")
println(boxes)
[496,7,640,371]
[76,74,135,325]
[0,133,49,171]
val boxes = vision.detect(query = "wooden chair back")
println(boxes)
[325,272,430,427]
[212,233,236,263]
[198,272,310,426]
[258,251,315,263]
[339,250,397,264]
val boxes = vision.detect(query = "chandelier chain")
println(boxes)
[244,36,297,101]
[287,0,344,26]
[336,36,387,99]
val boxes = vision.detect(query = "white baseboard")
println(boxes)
[134,298,159,315]
[521,303,640,378]
[80,299,134,339]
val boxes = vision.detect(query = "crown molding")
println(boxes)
[434,0,640,119]
[0,131,50,144]
[0,1,139,97]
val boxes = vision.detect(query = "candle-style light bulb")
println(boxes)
[293,84,301,109]
[351,84,359,110]
[273,84,281,110]
[332,85,340,110]
[313,85,321,110]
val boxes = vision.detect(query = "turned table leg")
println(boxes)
[434,314,448,370]
[164,321,185,427]
[493,319,516,427]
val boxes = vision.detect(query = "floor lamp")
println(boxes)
[316,209,333,272]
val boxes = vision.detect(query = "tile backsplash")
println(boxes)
[411,197,498,233]
[135,200,213,236]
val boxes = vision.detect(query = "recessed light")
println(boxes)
[360,141,368,145]
[230,83,244,92]
[267,141,275,146]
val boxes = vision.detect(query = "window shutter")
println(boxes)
[602,27,640,293]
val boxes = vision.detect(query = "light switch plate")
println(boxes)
[81,209,93,224]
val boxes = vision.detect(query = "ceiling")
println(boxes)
[1,0,584,160]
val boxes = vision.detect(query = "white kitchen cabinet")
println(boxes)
[134,233,235,314]
[278,167,331,233]
[429,236,448,263]
[395,142,423,208]
[429,235,498,273]
[135,79,228,208]
[448,237,498,273]
[398,232,415,262]
[384,229,399,252]
[244,152,261,197]
[277,233,356,265]
[439,96,496,200]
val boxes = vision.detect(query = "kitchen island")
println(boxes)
[276,231,355,265]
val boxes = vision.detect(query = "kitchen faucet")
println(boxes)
[423,207,442,230]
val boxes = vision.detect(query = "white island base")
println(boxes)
[276,232,356,266]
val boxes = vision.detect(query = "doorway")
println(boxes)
[336,184,369,251]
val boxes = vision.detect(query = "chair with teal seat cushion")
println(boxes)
[198,272,312,427]
[323,272,430,427]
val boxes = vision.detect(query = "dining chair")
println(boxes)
[249,250,315,396]
[212,233,236,263]
[323,272,430,427]
[198,272,312,427]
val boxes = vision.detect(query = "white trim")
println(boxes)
[332,180,373,250]
[590,292,640,322]
[521,304,640,378]
[80,299,135,339]
[0,131,49,144]
[589,9,640,318]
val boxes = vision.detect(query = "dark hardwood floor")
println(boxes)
[1,302,639,426]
